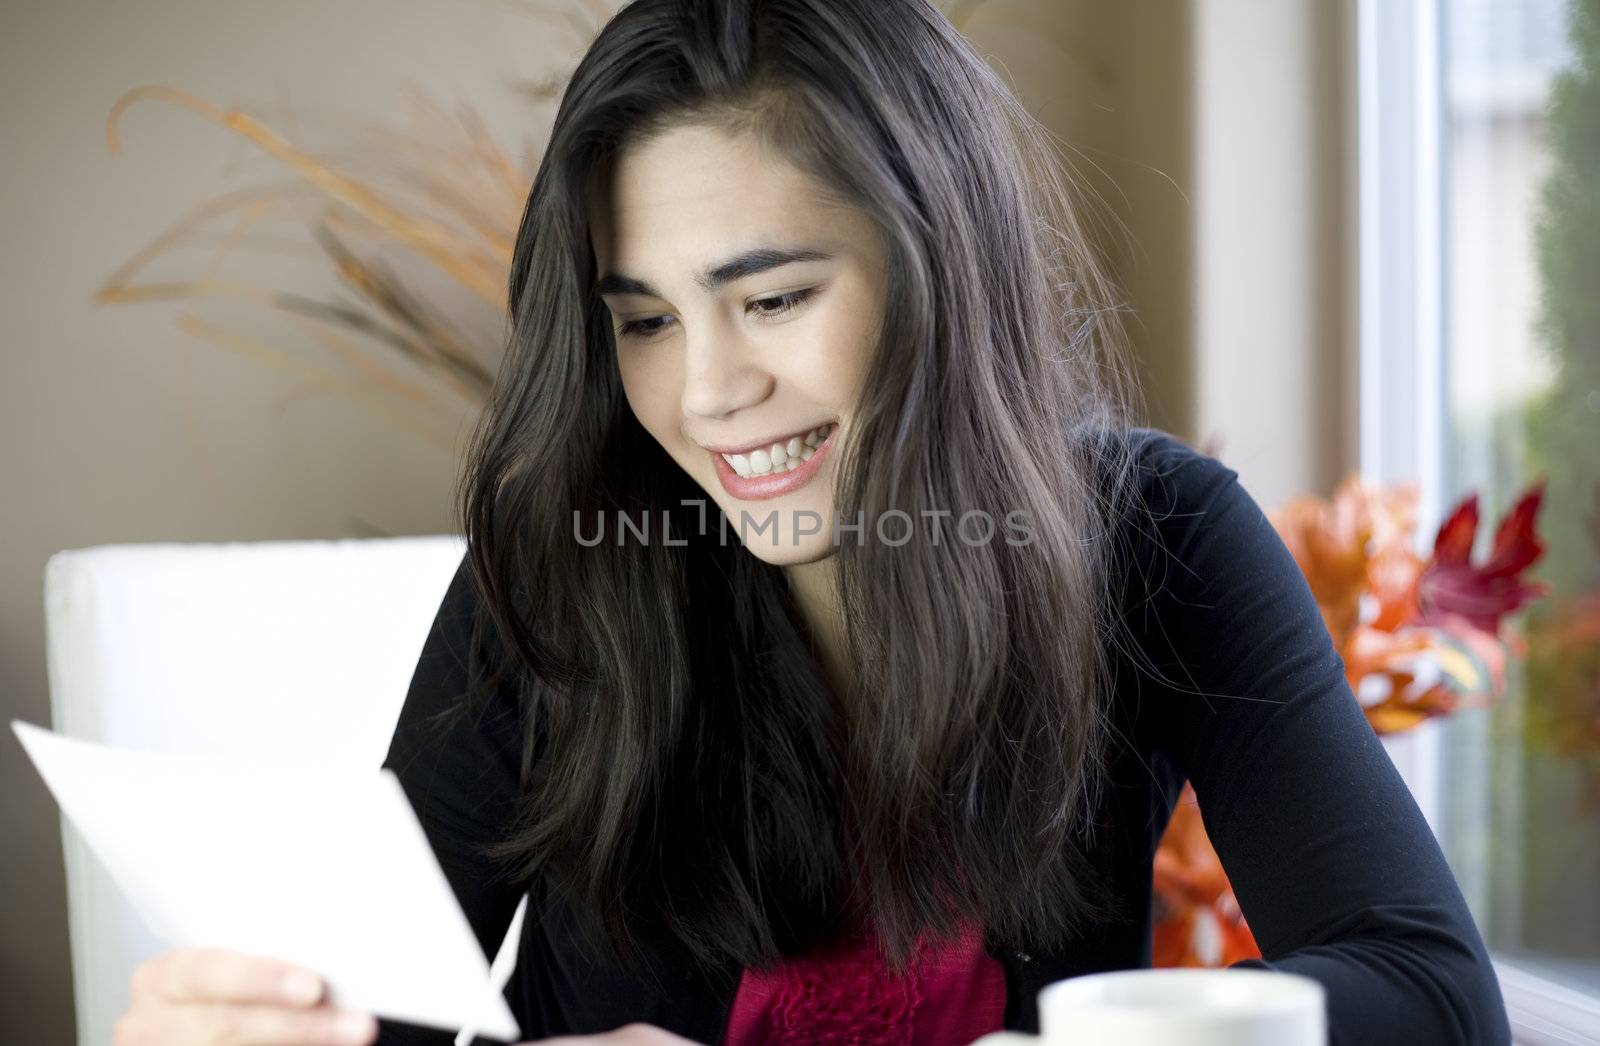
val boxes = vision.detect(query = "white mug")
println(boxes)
[971,967,1326,1046]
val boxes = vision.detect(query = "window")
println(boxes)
[1360,0,1600,1038]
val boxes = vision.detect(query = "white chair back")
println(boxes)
[40,536,466,1046]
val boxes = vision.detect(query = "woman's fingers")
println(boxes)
[132,948,326,1007]
[113,1000,376,1046]
[119,948,374,1046]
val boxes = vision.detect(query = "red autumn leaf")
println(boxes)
[1418,482,1551,634]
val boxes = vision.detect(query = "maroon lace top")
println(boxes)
[721,915,1007,1045]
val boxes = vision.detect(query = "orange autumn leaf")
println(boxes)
[1365,543,1424,632]
[1152,783,1230,907]
[1363,683,1469,734]
[1269,477,1424,646]
[1270,480,1374,644]
[1151,906,1261,968]
[1342,624,1437,683]
[1151,782,1263,966]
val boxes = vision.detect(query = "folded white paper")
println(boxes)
[12,720,523,1042]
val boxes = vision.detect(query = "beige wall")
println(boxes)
[965,0,1358,508]
[957,0,1199,441]
[1190,0,1359,507]
[0,2,1354,1041]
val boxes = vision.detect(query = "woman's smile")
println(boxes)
[707,421,837,500]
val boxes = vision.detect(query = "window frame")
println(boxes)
[1356,0,1600,1036]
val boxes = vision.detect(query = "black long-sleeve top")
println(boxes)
[376,427,1512,1045]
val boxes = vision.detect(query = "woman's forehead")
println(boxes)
[590,131,876,281]
[598,129,825,234]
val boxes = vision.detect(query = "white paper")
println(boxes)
[12,720,523,1042]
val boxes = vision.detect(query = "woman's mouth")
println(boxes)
[708,422,837,501]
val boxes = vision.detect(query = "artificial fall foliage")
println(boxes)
[1151,476,1550,967]
[1284,476,1549,733]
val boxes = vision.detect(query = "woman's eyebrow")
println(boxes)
[594,244,835,298]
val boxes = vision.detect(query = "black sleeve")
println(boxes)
[375,553,531,1045]
[1122,430,1512,1045]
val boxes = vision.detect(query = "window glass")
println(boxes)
[1435,0,1598,995]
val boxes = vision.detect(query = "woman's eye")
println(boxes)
[749,287,816,319]
[613,288,816,341]
[615,315,674,340]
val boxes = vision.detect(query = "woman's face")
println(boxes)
[589,122,887,566]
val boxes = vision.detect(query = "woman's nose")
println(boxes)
[679,325,773,420]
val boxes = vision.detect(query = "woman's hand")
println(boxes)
[525,1023,703,1045]
[115,948,377,1046]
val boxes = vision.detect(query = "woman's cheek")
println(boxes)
[803,310,876,403]
[618,351,681,425]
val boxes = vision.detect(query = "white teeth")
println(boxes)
[719,422,835,478]
[805,422,835,448]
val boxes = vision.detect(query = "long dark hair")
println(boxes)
[452,0,1152,978]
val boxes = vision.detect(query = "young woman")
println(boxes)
[118,1,1512,1044]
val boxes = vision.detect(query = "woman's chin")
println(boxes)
[697,486,842,566]
[741,532,840,567]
